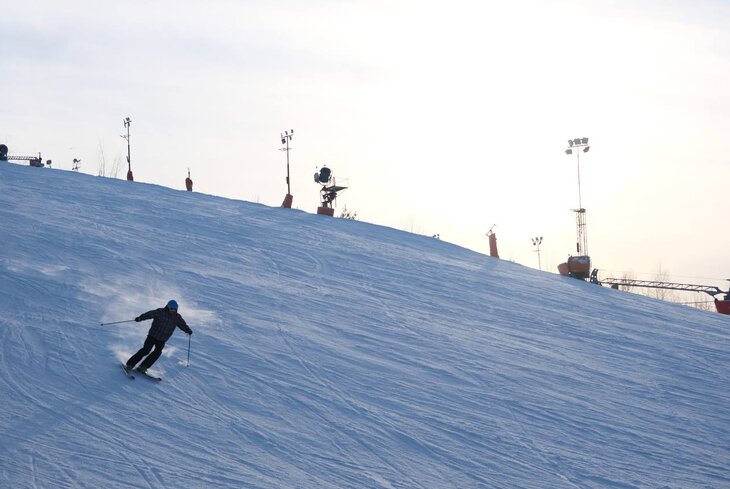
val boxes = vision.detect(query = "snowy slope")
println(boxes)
[1,162,728,489]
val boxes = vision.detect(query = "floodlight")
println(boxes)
[583,146,590,153]
[565,149,573,155]
[582,137,588,144]
[568,140,574,147]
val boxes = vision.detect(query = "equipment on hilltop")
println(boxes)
[314,166,347,217]
[486,225,499,259]
[121,117,133,181]
[1,144,45,167]
[185,168,193,192]
[10,153,44,167]
[558,255,591,280]
[558,137,592,279]
[592,270,730,315]
[280,129,294,208]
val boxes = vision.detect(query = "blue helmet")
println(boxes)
[166,299,178,311]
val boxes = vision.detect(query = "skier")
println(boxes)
[125,299,192,374]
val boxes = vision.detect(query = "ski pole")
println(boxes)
[100,319,136,326]
[186,334,191,367]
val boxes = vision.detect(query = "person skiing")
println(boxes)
[125,299,192,374]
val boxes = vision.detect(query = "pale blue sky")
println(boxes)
[2,0,729,286]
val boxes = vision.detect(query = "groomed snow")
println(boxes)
[1,163,728,488]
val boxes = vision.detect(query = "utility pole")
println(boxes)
[280,129,294,208]
[122,117,133,181]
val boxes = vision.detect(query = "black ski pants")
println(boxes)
[127,335,166,370]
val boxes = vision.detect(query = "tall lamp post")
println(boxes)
[565,137,590,255]
[122,117,133,181]
[280,129,294,208]
[532,236,543,270]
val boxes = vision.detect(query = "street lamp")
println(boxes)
[565,137,590,255]
[531,236,543,270]
[280,129,294,208]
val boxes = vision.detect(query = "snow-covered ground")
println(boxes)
[1,162,728,488]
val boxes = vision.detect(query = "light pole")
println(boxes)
[280,129,294,207]
[532,236,543,270]
[565,137,590,255]
[122,117,133,181]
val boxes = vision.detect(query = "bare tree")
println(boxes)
[618,271,637,294]
[689,292,715,311]
[110,155,122,178]
[647,265,675,302]
[401,213,423,234]
[614,268,715,312]
[97,139,107,177]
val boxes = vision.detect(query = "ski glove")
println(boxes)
[135,317,142,322]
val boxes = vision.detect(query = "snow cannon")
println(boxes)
[716,288,730,315]
[715,299,730,315]
[314,166,331,184]
[314,166,347,216]
[558,255,591,280]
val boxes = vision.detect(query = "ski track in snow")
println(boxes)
[252,233,424,489]
[1,163,729,488]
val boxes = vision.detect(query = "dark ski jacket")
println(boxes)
[138,308,192,342]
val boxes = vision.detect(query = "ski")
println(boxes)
[134,369,162,382]
[121,363,135,380]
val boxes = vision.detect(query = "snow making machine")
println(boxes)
[558,255,592,280]
[1,145,46,167]
[313,166,347,216]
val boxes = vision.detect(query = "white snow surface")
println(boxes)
[1,162,729,489]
